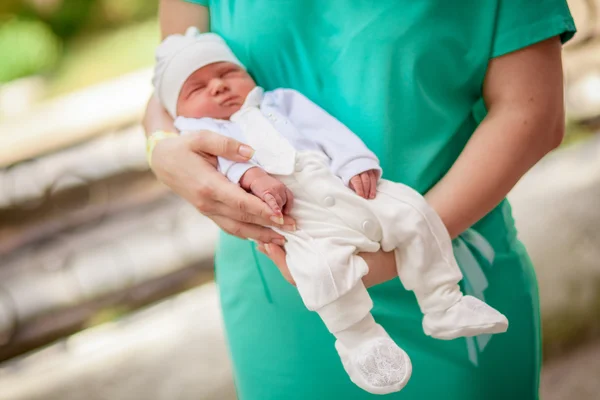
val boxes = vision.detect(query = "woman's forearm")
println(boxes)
[159,0,209,39]
[143,1,210,137]
[425,107,563,238]
[142,94,176,137]
[425,37,565,238]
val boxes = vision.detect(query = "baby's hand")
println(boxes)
[349,169,379,199]
[240,167,294,223]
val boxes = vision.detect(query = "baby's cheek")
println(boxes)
[177,97,201,118]
[176,93,206,118]
[191,99,216,118]
[235,78,257,98]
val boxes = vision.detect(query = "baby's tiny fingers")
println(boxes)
[350,176,365,197]
[283,188,294,215]
[368,170,377,199]
[264,193,282,215]
[273,192,285,209]
[360,172,371,199]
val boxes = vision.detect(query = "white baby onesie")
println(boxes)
[175,87,508,395]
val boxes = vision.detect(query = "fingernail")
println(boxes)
[282,224,296,231]
[272,238,286,246]
[270,216,284,225]
[264,243,272,254]
[238,145,254,158]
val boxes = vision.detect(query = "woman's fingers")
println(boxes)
[150,133,296,241]
[185,130,255,162]
[211,215,286,245]
[256,241,295,286]
[189,169,296,228]
[151,137,223,207]
[213,174,282,223]
[206,173,296,228]
[265,243,295,285]
[264,243,287,268]
[211,201,296,230]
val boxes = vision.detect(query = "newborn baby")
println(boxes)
[152,27,509,395]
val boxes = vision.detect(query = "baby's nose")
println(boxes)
[210,79,227,94]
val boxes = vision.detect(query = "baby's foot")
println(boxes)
[336,337,412,395]
[334,315,411,394]
[422,295,509,340]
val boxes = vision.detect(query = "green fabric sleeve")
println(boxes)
[491,0,576,58]
[184,0,209,6]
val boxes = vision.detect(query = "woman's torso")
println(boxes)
[187,0,574,398]
[207,0,522,251]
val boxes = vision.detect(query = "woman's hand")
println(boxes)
[143,93,294,245]
[255,242,398,288]
[149,3,296,244]
[150,131,295,245]
[240,167,295,221]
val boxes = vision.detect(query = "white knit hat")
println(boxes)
[152,27,245,118]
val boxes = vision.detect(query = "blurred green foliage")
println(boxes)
[47,19,158,96]
[0,0,158,84]
[0,16,60,83]
[563,119,596,146]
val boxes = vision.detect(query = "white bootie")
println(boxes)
[333,315,412,395]
[423,295,509,340]
[335,337,412,395]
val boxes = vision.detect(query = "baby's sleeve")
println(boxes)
[174,117,257,184]
[272,89,382,186]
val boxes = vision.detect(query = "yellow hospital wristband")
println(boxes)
[146,130,179,168]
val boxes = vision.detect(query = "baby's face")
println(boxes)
[176,62,256,120]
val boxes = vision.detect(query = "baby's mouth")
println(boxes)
[221,95,239,106]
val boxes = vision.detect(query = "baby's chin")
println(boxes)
[184,104,243,120]
[219,101,244,119]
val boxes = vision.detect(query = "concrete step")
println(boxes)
[508,135,600,356]
[0,282,597,400]
[0,283,236,400]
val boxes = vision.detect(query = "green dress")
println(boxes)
[185,1,575,398]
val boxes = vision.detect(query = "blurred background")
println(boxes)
[0,1,599,399]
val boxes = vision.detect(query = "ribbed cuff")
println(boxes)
[337,158,382,187]
[315,281,373,333]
